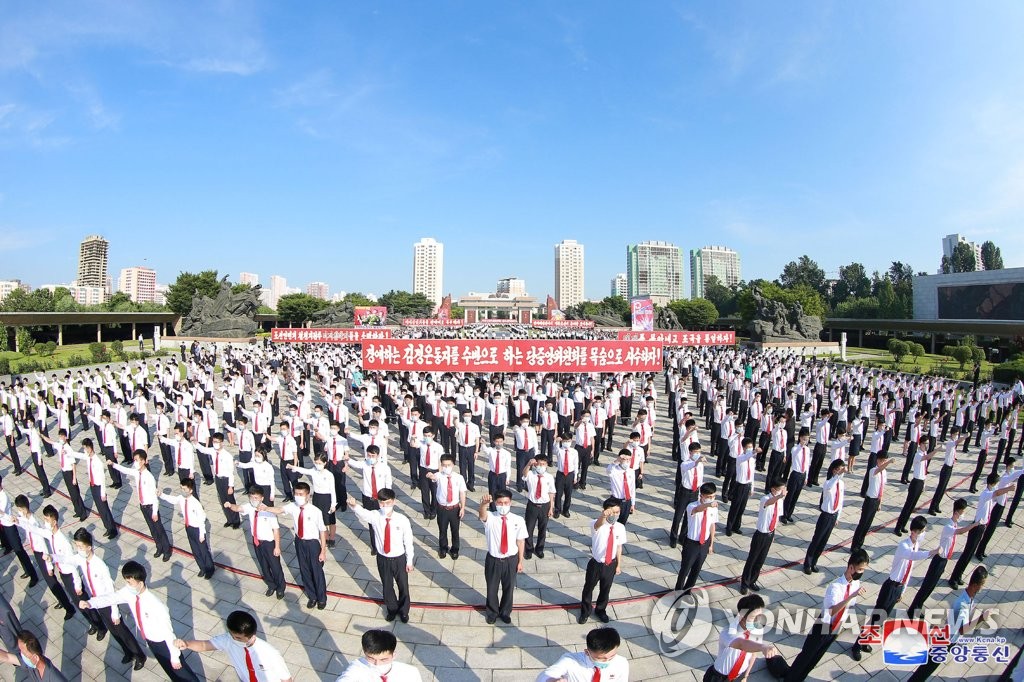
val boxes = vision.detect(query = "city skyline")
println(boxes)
[1,4,1022,299]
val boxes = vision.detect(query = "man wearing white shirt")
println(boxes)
[606,450,637,527]
[851,453,892,551]
[349,489,415,623]
[455,410,482,492]
[573,414,597,491]
[175,610,292,682]
[705,595,777,681]
[553,434,579,518]
[803,459,847,574]
[478,491,527,625]
[484,435,512,512]
[740,477,787,594]
[908,499,977,620]
[160,479,215,579]
[675,482,718,596]
[425,455,467,560]
[223,488,285,599]
[264,482,328,610]
[82,560,200,681]
[522,455,556,559]
[336,630,422,682]
[537,627,629,682]
[578,499,626,625]
[114,450,173,561]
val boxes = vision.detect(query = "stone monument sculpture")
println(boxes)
[310,302,355,327]
[748,286,823,342]
[180,278,261,338]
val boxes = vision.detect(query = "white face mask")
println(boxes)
[371,662,393,675]
[379,506,393,517]
[441,466,454,475]
[314,463,325,470]
[534,466,547,475]
[495,504,511,516]
[294,496,307,506]
[367,458,378,466]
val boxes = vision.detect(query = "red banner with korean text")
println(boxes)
[361,340,664,372]
[616,330,736,346]
[271,328,393,343]
[402,318,465,328]
[532,319,596,329]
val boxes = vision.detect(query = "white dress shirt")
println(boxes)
[209,634,292,682]
[352,507,415,566]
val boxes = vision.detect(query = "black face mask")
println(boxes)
[851,571,864,581]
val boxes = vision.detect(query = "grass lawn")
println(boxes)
[0,342,100,371]
[843,346,996,378]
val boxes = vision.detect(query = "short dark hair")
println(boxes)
[362,629,397,655]
[849,548,869,567]
[16,630,43,656]
[953,498,968,513]
[246,486,265,497]
[494,489,514,502]
[969,566,988,586]
[910,516,927,533]
[737,594,766,616]
[226,610,258,637]
[73,528,94,546]
[602,497,621,511]
[293,481,311,494]
[121,560,147,583]
[377,488,396,502]
[699,482,717,496]
[585,627,621,654]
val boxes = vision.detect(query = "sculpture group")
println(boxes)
[748,286,823,342]
[180,278,262,338]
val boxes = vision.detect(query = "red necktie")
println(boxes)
[85,558,97,596]
[244,646,258,682]
[833,481,841,511]
[135,596,147,640]
[623,472,631,501]
[877,472,884,501]
[383,517,391,553]
[604,526,615,565]
[214,451,220,477]
[425,446,432,468]
[563,450,569,475]
[494,452,500,474]
[176,443,182,466]
[769,503,778,532]
[901,556,914,584]
[700,510,708,544]
[89,461,96,487]
[947,533,955,559]
[371,468,378,498]
[297,507,305,538]
[332,440,338,464]
[592,667,601,682]
[692,462,698,489]
[253,513,260,546]
[831,584,851,632]
[583,429,589,449]
[138,475,143,505]
[534,475,542,499]
[499,516,508,554]
[447,476,454,504]
[184,499,191,527]
[727,632,751,680]
[465,425,470,444]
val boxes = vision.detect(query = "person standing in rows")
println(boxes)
[804,459,847,575]
[908,499,977,620]
[223,487,286,599]
[159,479,215,579]
[356,445,391,555]
[425,454,467,560]
[704,595,777,682]
[114,450,173,561]
[928,427,965,515]
[349,489,415,623]
[552,433,579,518]
[196,433,241,530]
[335,629,423,682]
[780,428,811,524]
[174,609,292,682]
[0,477,37,587]
[578,498,626,625]
[288,454,339,548]
[851,452,892,551]
[675,482,718,597]
[739,477,786,594]
[974,457,1020,559]
[948,472,1013,588]
[264,482,328,609]
[12,495,76,619]
[670,442,704,548]
[521,455,555,559]
[42,428,88,521]
[894,442,936,536]
[455,409,482,492]
[478,491,527,625]
[573,413,596,491]
[537,627,629,682]
[725,438,758,536]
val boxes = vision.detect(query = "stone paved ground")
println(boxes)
[2,370,1022,680]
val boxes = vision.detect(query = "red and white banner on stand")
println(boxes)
[616,330,736,346]
[361,340,663,372]
[531,319,596,329]
[401,318,465,328]
[271,328,392,343]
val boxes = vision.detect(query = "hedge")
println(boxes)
[993,360,1024,384]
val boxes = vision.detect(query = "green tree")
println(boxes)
[378,290,435,318]
[276,293,329,324]
[600,296,630,318]
[668,298,719,329]
[106,292,137,312]
[449,305,465,320]
[15,327,35,355]
[833,296,880,318]
[940,255,952,274]
[778,255,827,295]
[165,270,222,315]
[738,282,826,322]
[701,276,737,316]
[887,338,909,365]
[951,242,977,273]
[0,323,8,352]
[980,241,1004,270]
[342,292,375,307]
[833,262,871,306]
[951,345,973,370]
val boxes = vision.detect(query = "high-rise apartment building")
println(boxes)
[626,241,684,306]
[554,239,585,309]
[306,282,329,300]
[268,275,288,310]
[413,237,444,309]
[239,272,259,287]
[496,277,527,297]
[941,234,985,272]
[0,279,29,303]
[118,266,157,304]
[690,246,741,300]
[77,235,109,288]
[610,273,628,298]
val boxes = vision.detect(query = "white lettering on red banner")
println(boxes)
[616,330,736,346]
[531,319,596,329]
[271,328,393,343]
[401,318,466,328]
[361,340,664,372]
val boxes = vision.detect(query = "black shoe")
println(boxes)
[669,536,678,549]
[399,614,409,623]
[121,654,133,665]
[276,591,285,600]
[439,550,447,559]
[450,551,459,560]
[307,599,315,608]
[385,612,397,622]
[19,572,29,579]
[577,612,588,624]
[535,550,545,559]
[154,548,163,557]
[265,588,274,597]
[370,548,377,556]
[977,553,987,560]
[851,646,862,662]
[948,578,961,589]
[223,522,233,527]
[860,644,873,653]
[327,539,336,548]
[317,602,326,610]
[205,570,215,579]
[725,530,733,537]
[78,514,89,522]
[134,658,146,671]
[27,578,38,588]
[596,612,610,623]
[553,511,560,519]
[803,566,812,575]
[1006,522,1014,528]
[734,529,744,535]
[780,517,790,525]
[64,610,75,621]
[969,489,978,494]
[894,529,904,537]
[750,582,763,592]
[500,615,512,624]
[231,523,241,529]
[162,552,171,562]
[739,583,748,595]
[54,603,64,610]
[812,566,820,573]
[524,551,533,560]
[486,614,497,624]
[88,626,98,636]
[97,629,107,641]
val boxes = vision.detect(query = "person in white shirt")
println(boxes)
[160,479,215,579]
[224,487,286,599]
[288,454,339,548]
[675,482,718,597]
[197,433,241,530]
[740,477,787,594]
[803,459,847,574]
[521,455,556,559]
[704,595,777,682]
[41,428,88,521]
[175,610,292,682]
[578,499,627,625]
[81,560,200,682]
[455,410,482,492]
[552,433,579,518]
[113,450,173,561]
[349,489,415,623]
[537,626,629,682]
[356,445,392,555]
[425,455,467,560]
[478,490,527,625]
[264,482,328,610]
[237,447,278,504]
[606,450,637,526]
[335,629,422,682]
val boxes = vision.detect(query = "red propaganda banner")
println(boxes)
[271,328,393,343]
[354,306,388,326]
[436,294,452,320]
[617,330,736,346]
[631,297,654,332]
[532,319,596,329]
[401,318,465,328]
[361,340,664,372]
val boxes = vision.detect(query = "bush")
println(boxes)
[950,345,974,370]
[0,358,9,375]
[993,360,1024,384]
[110,340,126,361]
[15,359,41,373]
[971,347,985,364]
[909,342,926,358]
[15,328,35,355]
[941,345,957,357]
[88,342,111,364]
[37,341,57,357]
[887,338,910,364]
[65,354,87,368]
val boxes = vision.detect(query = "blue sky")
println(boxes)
[1,1,1023,301]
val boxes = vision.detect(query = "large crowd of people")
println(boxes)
[1,334,1023,680]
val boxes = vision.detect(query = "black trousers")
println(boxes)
[675,538,710,592]
[485,554,518,619]
[907,555,948,620]
[807,443,827,486]
[851,497,880,550]
[215,477,239,526]
[514,449,533,491]
[419,472,438,515]
[857,578,903,649]
[721,457,737,500]
[1,526,35,579]
[970,450,989,491]
[895,478,925,533]
[670,488,697,541]
[62,471,87,518]
[575,445,592,487]
[95,605,146,662]
[782,471,806,520]
[295,538,327,603]
[901,443,919,483]
[436,505,461,553]
[580,557,617,619]
[4,435,22,474]
[950,524,986,583]
[31,455,51,496]
[784,624,837,682]
[253,540,286,593]
[1005,481,1024,525]
[554,471,575,514]
[141,504,172,556]
[726,483,751,532]
[741,530,775,587]
[376,553,411,618]
[604,420,616,451]
[185,525,215,575]
[147,639,199,682]
[805,511,838,569]
[34,552,74,612]
[766,450,786,494]
[977,504,1005,557]
[524,501,550,553]
[929,465,953,514]
[458,445,477,490]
